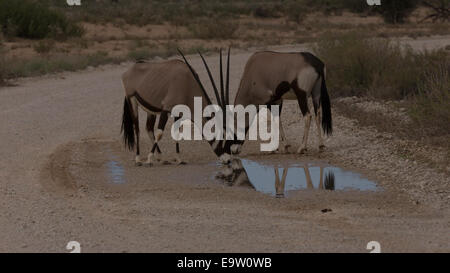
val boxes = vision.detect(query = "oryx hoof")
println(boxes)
[319,144,326,151]
[135,161,143,167]
[297,147,307,154]
[162,160,172,165]
[173,158,187,165]
[279,144,291,154]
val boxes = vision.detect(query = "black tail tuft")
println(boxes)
[121,97,135,151]
[320,77,332,136]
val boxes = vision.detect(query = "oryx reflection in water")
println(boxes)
[216,158,336,197]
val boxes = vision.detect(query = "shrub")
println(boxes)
[314,32,449,99]
[3,51,120,79]
[188,19,239,40]
[408,62,450,136]
[0,43,5,85]
[376,0,420,24]
[33,40,55,55]
[0,0,83,39]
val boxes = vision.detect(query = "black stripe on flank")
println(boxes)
[132,93,162,113]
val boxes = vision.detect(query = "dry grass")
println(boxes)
[188,19,239,40]
[320,33,450,165]
[314,32,449,100]
[2,51,122,79]
[408,62,450,137]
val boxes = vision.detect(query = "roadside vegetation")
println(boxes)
[314,32,449,155]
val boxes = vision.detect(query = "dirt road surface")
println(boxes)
[1,36,449,252]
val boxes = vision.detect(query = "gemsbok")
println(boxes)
[120,49,235,166]
[230,51,332,155]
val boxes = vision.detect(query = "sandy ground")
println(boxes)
[0,40,449,253]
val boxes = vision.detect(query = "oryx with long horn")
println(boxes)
[230,51,332,155]
[120,48,234,165]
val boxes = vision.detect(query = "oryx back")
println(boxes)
[235,51,320,106]
[122,59,205,113]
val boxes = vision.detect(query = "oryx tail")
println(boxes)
[121,97,135,151]
[320,76,332,136]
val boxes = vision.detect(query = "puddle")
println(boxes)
[216,158,378,197]
[106,157,125,185]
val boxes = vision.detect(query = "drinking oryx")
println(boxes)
[120,49,234,166]
[230,51,332,155]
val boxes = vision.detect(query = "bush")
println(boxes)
[33,40,55,55]
[0,0,83,39]
[3,51,120,78]
[314,32,449,99]
[377,0,420,23]
[188,19,239,39]
[409,62,450,136]
[0,43,5,85]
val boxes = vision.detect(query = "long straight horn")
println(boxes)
[198,51,222,108]
[177,48,212,105]
[225,47,231,105]
[219,49,225,110]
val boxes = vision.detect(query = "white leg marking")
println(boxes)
[135,155,142,166]
[155,129,163,142]
[146,152,157,164]
[315,106,325,149]
[278,118,290,153]
[297,112,312,154]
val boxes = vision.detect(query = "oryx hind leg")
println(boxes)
[130,97,142,166]
[292,82,312,155]
[312,89,325,151]
[145,114,162,165]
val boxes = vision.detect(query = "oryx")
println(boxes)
[120,49,234,165]
[231,51,332,155]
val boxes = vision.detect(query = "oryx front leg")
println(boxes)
[278,116,291,154]
[173,142,186,165]
[130,97,143,166]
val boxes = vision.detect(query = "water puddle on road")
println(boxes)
[216,158,378,197]
[105,154,126,185]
